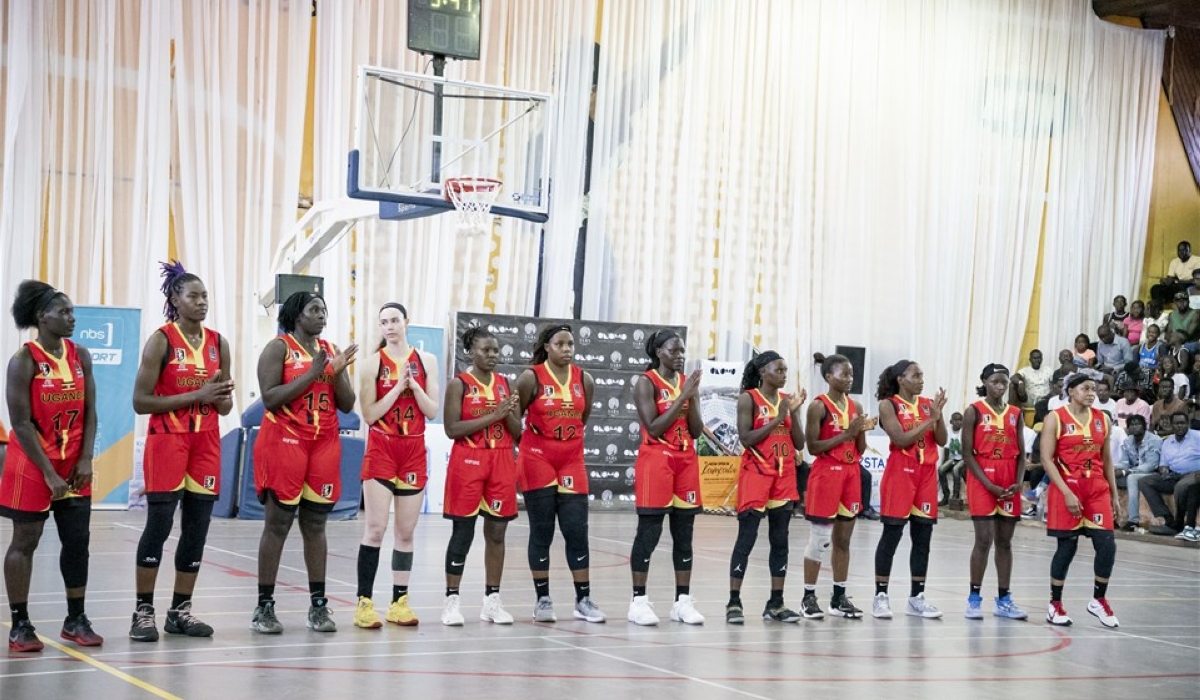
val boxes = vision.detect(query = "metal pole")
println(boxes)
[431,55,446,185]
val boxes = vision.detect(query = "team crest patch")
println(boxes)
[561,475,574,489]
[209,346,218,362]
[1002,501,1013,513]
[686,490,696,504]
[381,366,392,380]
[321,483,334,499]
[1065,423,1077,434]
[1093,513,1104,525]
[1009,414,1018,426]
[851,503,861,513]
[921,502,932,514]
[491,499,503,512]
[405,472,418,485]
[661,389,672,401]
[573,384,583,397]
[175,348,187,363]
[760,406,770,416]
[983,414,993,424]
[469,385,480,396]
[543,385,555,397]
[39,362,51,376]
[204,475,216,490]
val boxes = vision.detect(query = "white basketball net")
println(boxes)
[444,177,503,234]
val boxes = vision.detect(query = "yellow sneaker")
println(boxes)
[386,594,419,627]
[353,597,383,629]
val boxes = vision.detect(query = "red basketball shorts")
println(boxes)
[444,445,518,520]
[1046,472,1114,536]
[0,442,89,521]
[253,422,341,511]
[966,458,1021,520]
[516,432,588,495]
[804,457,862,522]
[143,430,221,501]
[879,452,939,523]
[635,444,702,513]
[361,431,428,495]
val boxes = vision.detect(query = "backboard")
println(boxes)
[348,65,552,224]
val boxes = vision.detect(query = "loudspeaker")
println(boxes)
[274,274,323,304]
[835,345,867,395]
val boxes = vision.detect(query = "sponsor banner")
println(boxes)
[72,306,141,508]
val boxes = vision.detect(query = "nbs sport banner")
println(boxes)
[72,306,141,507]
[454,313,686,511]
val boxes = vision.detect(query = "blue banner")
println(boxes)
[72,306,141,507]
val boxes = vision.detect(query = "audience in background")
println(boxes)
[1167,330,1192,374]
[1032,377,1065,428]
[1150,241,1200,303]
[1095,325,1132,375]
[1148,298,1173,333]
[1151,378,1188,436]
[1115,384,1152,429]
[1072,334,1096,367]
[1122,300,1146,344]
[1011,349,1053,408]
[1093,378,1119,417]
[1115,414,1162,531]
[1138,324,1164,371]
[1167,292,1200,348]
[1140,411,1200,541]
[1103,295,1129,337]
[938,412,964,508]
[1159,355,1191,401]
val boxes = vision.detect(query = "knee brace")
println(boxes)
[446,519,475,576]
[1091,530,1116,579]
[766,506,791,577]
[669,510,696,572]
[631,514,665,574]
[804,522,833,564]
[524,488,557,570]
[729,511,762,579]
[1051,535,1079,580]
[874,522,905,578]
[174,498,213,574]
[136,500,178,570]
[558,494,591,571]
[55,506,92,589]
[908,519,933,578]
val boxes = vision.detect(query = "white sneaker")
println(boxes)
[480,593,513,625]
[533,596,557,622]
[627,595,660,626]
[573,596,606,623]
[1087,598,1119,628]
[905,593,943,619]
[1185,528,1200,542]
[1046,600,1072,626]
[1173,527,1192,540]
[441,595,465,627]
[669,594,705,625]
[871,592,893,619]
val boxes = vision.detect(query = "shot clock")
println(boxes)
[408,0,482,61]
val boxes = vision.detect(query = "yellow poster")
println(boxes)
[699,456,739,513]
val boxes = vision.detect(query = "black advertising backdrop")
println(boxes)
[453,313,687,510]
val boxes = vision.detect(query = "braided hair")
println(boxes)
[461,325,494,353]
[644,330,681,370]
[532,324,572,365]
[875,359,915,401]
[741,351,783,392]
[819,353,851,380]
[159,260,203,322]
[278,291,323,333]
[12,280,68,330]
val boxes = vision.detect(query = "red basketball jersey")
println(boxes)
[21,340,86,460]
[265,334,338,439]
[971,400,1021,461]
[888,395,938,466]
[371,347,427,437]
[641,369,692,451]
[742,389,793,474]
[457,371,514,449]
[1051,406,1108,477]
[525,363,585,440]
[814,394,861,465]
[149,323,222,434]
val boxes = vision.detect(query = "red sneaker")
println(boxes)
[8,620,44,652]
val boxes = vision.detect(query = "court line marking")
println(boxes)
[0,668,97,679]
[1,622,184,700]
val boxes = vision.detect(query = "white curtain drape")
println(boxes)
[313,0,596,355]
[1038,7,1164,358]
[584,0,1164,411]
[171,0,311,411]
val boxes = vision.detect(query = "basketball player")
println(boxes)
[800,354,876,620]
[440,326,522,626]
[961,364,1029,621]
[354,303,439,629]
[723,351,806,624]
[1039,371,1121,628]
[2,281,101,651]
[871,360,948,620]
[251,292,357,634]
[129,262,234,642]
[514,324,606,623]
[627,331,705,626]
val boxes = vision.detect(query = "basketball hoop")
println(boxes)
[443,177,503,234]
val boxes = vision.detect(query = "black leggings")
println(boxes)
[55,505,92,589]
[1051,531,1116,581]
[728,507,790,579]
[525,488,590,572]
[874,519,933,578]
[631,509,697,573]
[136,497,214,574]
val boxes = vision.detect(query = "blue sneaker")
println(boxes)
[964,593,984,620]
[994,595,1028,620]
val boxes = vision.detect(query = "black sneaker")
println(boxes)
[165,602,214,637]
[9,620,43,652]
[1118,521,1138,533]
[60,613,103,647]
[801,592,825,619]
[129,604,160,642]
[725,600,745,624]
[763,601,802,623]
[828,594,863,619]
[859,507,881,521]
